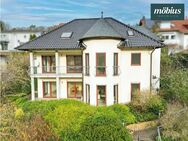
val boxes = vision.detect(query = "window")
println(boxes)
[165,35,169,39]
[43,82,56,98]
[171,35,175,39]
[127,30,134,36]
[67,82,82,100]
[97,86,106,106]
[114,85,118,104]
[61,32,73,38]
[1,42,8,50]
[131,83,140,96]
[85,53,89,75]
[67,55,82,73]
[113,53,118,75]
[42,56,55,73]
[86,84,90,104]
[131,53,141,66]
[96,53,106,76]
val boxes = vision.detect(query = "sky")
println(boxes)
[1,0,188,27]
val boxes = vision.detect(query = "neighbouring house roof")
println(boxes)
[139,16,159,30]
[158,20,188,33]
[16,17,164,51]
[134,26,161,41]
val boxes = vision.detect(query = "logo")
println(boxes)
[151,4,184,20]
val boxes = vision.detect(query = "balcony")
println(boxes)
[31,66,82,78]
[30,66,121,77]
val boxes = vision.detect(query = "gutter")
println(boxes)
[150,47,156,94]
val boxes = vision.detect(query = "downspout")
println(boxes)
[79,41,86,102]
[150,47,156,94]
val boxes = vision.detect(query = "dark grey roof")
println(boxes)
[16,17,164,50]
[145,19,155,29]
[134,26,161,41]
[81,18,123,40]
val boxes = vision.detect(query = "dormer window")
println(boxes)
[61,32,73,39]
[127,30,134,36]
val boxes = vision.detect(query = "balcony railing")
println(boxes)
[30,66,121,76]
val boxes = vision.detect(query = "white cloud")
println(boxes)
[25,6,74,12]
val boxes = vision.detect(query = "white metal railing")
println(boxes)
[30,66,121,76]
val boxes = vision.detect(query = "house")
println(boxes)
[158,19,188,54]
[0,29,42,51]
[139,16,160,31]
[16,17,164,106]
[0,29,43,79]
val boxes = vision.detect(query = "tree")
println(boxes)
[0,21,10,32]
[0,52,30,96]
[29,34,37,41]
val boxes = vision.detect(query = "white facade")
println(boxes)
[30,39,161,106]
[159,22,188,54]
[0,31,41,51]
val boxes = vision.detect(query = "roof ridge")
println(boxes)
[15,19,77,50]
[104,18,123,38]
[109,17,164,46]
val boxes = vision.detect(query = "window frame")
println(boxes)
[131,53,141,66]
[42,55,56,73]
[85,84,90,104]
[113,85,118,104]
[131,83,140,97]
[113,53,118,75]
[67,82,83,99]
[42,81,56,98]
[85,53,90,76]
[96,53,106,76]
[96,85,106,106]
[66,55,82,73]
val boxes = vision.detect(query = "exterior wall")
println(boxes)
[82,39,158,106]
[159,31,184,54]
[0,32,41,51]
[152,48,161,90]
[37,78,82,99]
[30,40,161,106]
[159,22,171,29]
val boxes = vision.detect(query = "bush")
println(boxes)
[0,103,56,141]
[45,104,96,139]
[79,110,132,141]
[145,95,166,115]
[108,104,136,124]
[128,91,166,122]
[160,69,188,105]
[160,103,188,141]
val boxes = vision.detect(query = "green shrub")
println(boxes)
[45,104,96,139]
[108,104,136,124]
[129,91,166,122]
[146,95,166,115]
[21,99,86,116]
[79,110,132,141]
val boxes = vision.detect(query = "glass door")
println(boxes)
[97,86,106,106]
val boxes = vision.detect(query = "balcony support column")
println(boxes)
[30,52,35,100]
[55,51,60,99]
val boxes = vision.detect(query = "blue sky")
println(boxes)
[1,0,188,27]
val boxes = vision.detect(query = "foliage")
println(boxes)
[79,110,132,141]
[108,104,136,124]
[160,103,188,141]
[0,102,56,141]
[160,48,188,105]
[29,34,37,40]
[128,90,166,122]
[45,104,96,137]
[0,52,30,96]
